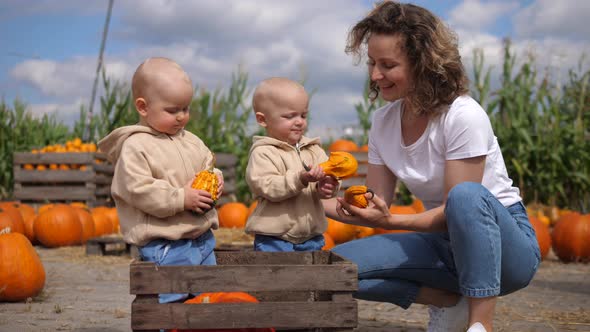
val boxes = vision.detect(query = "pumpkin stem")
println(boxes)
[366,189,374,200]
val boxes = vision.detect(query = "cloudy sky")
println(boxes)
[1,0,589,139]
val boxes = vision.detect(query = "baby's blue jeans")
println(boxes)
[332,182,541,309]
[137,229,216,303]
[254,234,325,252]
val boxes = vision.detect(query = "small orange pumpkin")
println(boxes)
[192,170,219,201]
[319,151,358,179]
[0,229,46,302]
[217,202,249,228]
[344,185,373,208]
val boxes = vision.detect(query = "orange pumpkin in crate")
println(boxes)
[170,292,275,332]
[217,202,249,228]
[0,229,46,302]
[551,212,590,263]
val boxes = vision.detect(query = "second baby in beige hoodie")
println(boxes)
[245,77,339,251]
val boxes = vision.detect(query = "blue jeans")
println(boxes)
[137,230,216,303]
[254,234,325,252]
[332,182,540,309]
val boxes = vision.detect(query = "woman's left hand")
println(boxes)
[336,192,392,229]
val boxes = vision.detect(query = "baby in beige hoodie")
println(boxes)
[246,77,338,252]
[98,57,223,303]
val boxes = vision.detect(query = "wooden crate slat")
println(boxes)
[14,169,95,183]
[130,264,357,294]
[13,152,96,165]
[13,186,95,200]
[215,251,317,264]
[215,153,238,167]
[93,163,114,174]
[95,174,113,185]
[131,301,357,330]
[95,186,111,196]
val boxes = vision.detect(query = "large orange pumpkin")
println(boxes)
[217,202,249,228]
[551,212,590,263]
[13,203,37,242]
[529,216,551,260]
[91,207,115,236]
[72,207,96,243]
[34,204,83,247]
[0,229,46,301]
[170,292,275,332]
[0,209,26,236]
[328,139,359,152]
[326,218,357,244]
[374,205,416,235]
[0,203,25,235]
[322,232,335,250]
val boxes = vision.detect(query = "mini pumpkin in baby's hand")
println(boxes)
[191,170,219,201]
[344,185,374,208]
[319,151,358,179]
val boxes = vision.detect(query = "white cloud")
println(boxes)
[27,97,87,125]
[514,0,590,40]
[449,0,519,31]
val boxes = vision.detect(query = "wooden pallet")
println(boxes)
[130,251,358,331]
[86,235,138,258]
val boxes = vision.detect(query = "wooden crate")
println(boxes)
[130,251,358,331]
[12,152,114,207]
[12,152,238,208]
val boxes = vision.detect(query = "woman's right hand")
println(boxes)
[336,192,393,229]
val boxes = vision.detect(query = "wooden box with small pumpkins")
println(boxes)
[13,152,114,207]
[129,250,358,331]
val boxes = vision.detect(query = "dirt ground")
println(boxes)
[0,245,589,332]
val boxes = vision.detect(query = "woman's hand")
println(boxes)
[336,192,393,229]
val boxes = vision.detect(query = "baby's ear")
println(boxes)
[135,98,148,116]
[255,111,267,127]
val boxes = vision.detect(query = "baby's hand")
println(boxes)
[216,173,224,198]
[184,181,215,214]
[300,165,325,186]
[317,175,339,199]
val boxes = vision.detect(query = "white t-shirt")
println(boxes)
[368,95,521,211]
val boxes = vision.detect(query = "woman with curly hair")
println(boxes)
[324,2,540,331]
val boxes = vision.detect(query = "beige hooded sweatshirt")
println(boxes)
[98,124,219,246]
[245,135,330,244]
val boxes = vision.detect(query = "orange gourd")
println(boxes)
[192,170,219,201]
[319,152,358,179]
[34,204,83,247]
[217,202,249,228]
[0,228,46,302]
[551,212,590,263]
[529,216,551,260]
[344,185,373,208]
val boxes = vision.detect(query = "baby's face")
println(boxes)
[142,74,193,135]
[262,87,309,145]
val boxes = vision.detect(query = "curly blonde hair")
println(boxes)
[346,1,469,115]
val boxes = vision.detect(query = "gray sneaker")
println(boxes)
[426,297,469,332]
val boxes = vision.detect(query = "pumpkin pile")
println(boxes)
[22,138,100,171]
